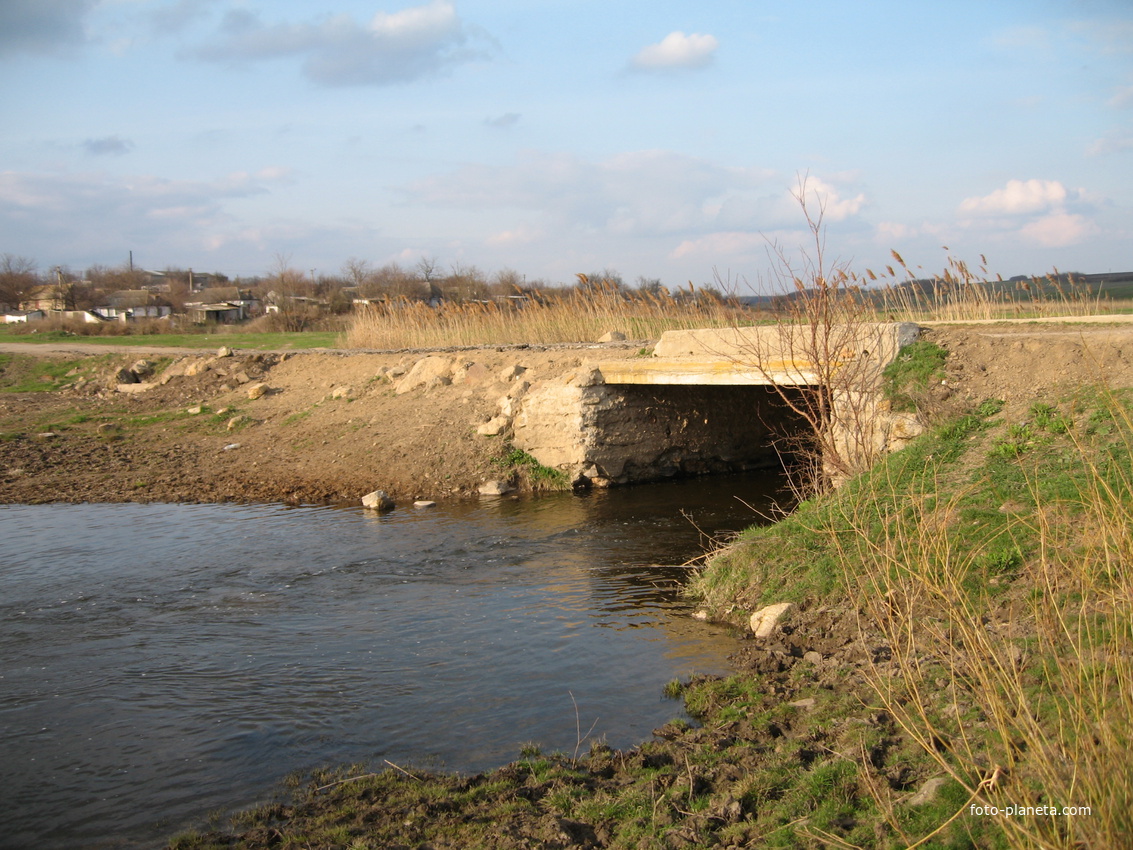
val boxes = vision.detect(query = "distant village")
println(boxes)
[0,256,565,330]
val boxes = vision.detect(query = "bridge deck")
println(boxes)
[596,358,820,386]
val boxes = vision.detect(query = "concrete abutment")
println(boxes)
[512,322,923,489]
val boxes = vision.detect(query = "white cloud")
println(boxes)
[796,176,866,222]
[487,225,541,246]
[631,31,718,70]
[670,231,763,259]
[959,179,1069,215]
[1019,213,1096,248]
[193,1,485,87]
[1110,85,1133,109]
[0,168,289,262]
[1088,132,1133,156]
[404,149,780,238]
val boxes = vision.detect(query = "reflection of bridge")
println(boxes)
[514,323,922,489]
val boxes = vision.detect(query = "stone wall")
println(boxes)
[514,368,810,487]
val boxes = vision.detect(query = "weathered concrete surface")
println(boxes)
[516,323,924,487]
[513,365,809,487]
[599,322,920,386]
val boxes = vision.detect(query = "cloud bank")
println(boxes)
[192,0,485,86]
[0,0,97,56]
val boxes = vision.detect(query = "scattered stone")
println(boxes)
[184,358,212,377]
[187,405,204,415]
[96,423,119,435]
[477,416,510,436]
[478,480,515,496]
[803,650,823,665]
[222,443,241,451]
[499,364,526,382]
[331,386,352,399]
[129,360,154,378]
[116,382,157,394]
[396,356,453,394]
[598,330,626,342]
[691,611,709,621]
[908,777,950,806]
[787,697,816,710]
[233,371,251,384]
[413,500,437,508]
[454,362,490,385]
[35,431,59,440]
[749,602,795,638]
[216,346,232,358]
[227,415,252,431]
[362,490,396,511]
[246,383,268,400]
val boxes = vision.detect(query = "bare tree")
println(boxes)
[0,254,39,310]
[728,176,901,493]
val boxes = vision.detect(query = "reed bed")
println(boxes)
[343,285,757,349]
[869,254,1118,322]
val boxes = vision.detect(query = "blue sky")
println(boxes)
[1,0,1130,291]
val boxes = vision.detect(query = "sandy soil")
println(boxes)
[3,319,1133,506]
[0,341,643,505]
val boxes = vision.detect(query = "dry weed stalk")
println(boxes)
[830,400,1133,848]
[722,177,897,494]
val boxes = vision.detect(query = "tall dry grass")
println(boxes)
[832,394,1133,848]
[343,283,756,349]
[870,254,1115,322]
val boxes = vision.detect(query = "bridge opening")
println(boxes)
[577,382,814,487]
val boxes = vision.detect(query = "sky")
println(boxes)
[1,0,1131,293]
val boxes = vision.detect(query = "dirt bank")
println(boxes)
[3,319,1133,506]
[0,342,644,505]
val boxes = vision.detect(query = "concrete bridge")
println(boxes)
[512,322,922,488]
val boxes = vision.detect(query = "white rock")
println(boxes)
[908,777,950,806]
[395,356,453,395]
[362,490,395,511]
[749,602,794,638]
[478,480,515,496]
[477,416,510,436]
[216,346,232,358]
[246,383,268,400]
[413,500,437,508]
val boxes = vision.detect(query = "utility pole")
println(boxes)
[128,250,134,272]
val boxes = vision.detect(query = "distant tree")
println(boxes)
[441,262,490,302]
[635,276,667,297]
[0,254,40,310]
[576,268,625,294]
[373,262,426,300]
[342,257,375,291]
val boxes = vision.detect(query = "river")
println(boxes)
[0,473,785,849]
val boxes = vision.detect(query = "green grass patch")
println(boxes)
[881,339,948,411]
[0,325,343,351]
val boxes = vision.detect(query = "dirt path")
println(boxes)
[3,319,1133,506]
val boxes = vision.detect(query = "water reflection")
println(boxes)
[0,471,786,850]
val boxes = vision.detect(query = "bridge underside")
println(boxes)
[574,381,813,487]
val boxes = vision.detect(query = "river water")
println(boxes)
[0,473,785,849]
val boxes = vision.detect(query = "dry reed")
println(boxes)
[343,284,756,349]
